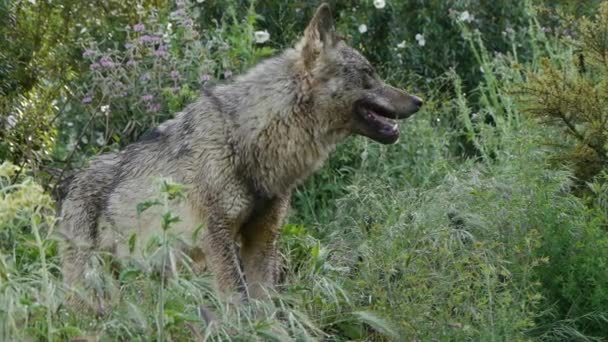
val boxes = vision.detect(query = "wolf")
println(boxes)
[58,3,422,306]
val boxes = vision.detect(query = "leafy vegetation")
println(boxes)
[1,0,608,340]
[522,2,608,184]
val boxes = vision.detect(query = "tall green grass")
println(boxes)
[1,4,608,341]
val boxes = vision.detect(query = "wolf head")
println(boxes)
[296,3,423,144]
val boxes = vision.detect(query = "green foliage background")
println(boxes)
[1,0,608,340]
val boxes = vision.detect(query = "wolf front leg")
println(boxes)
[239,194,290,299]
[202,207,250,301]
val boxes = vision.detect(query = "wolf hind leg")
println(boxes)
[61,244,110,315]
[58,199,110,315]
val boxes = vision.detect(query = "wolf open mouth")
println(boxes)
[354,100,401,144]
[361,104,399,135]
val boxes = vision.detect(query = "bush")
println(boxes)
[0,0,159,169]
[54,1,274,167]
[0,162,59,341]
[519,6,608,329]
[522,3,608,184]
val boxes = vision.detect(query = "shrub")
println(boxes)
[0,0,161,169]
[0,162,59,341]
[522,2,608,184]
[54,1,273,167]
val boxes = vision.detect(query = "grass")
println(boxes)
[1,10,608,342]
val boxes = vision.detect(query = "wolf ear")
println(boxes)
[300,3,336,69]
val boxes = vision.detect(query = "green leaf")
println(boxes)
[161,180,185,200]
[128,233,137,254]
[192,224,205,241]
[136,199,161,215]
[337,321,365,339]
[161,211,181,230]
[352,311,401,341]
[119,268,141,282]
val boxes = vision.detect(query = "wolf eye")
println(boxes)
[362,74,375,89]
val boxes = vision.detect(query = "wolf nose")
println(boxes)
[412,95,424,109]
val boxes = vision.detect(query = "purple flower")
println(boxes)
[99,56,114,68]
[154,45,168,58]
[126,59,137,67]
[82,95,93,104]
[125,43,135,49]
[176,1,185,7]
[82,49,95,58]
[170,9,186,18]
[139,35,158,43]
[182,19,194,27]
[199,73,211,83]
[170,70,181,80]
[133,23,145,32]
[147,103,161,113]
[140,73,151,82]
[154,49,168,58]
[223,70,233,79]
[142,94,154,102]
[90,62,101,70]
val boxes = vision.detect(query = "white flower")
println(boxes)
[101,105,110,113]
[373,0,386,9]
[397,40,406,49]
[254,30,270,44]
[96,135,105,146]
[358,24,368,33]
[196,0,204,3]
[415,33,426,46]
[5,115,17,130]
[502,27,515,36]
[458,10,474,23]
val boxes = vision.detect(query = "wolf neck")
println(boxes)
[216,49,347,197]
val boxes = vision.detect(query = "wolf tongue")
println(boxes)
[367,110,397,133]
[380,124,398,136]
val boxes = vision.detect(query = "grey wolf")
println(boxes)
[58,3,423,308]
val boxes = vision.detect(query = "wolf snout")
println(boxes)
[379,85,423,119]
[392,93,423,119]
[411,95,424,109]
